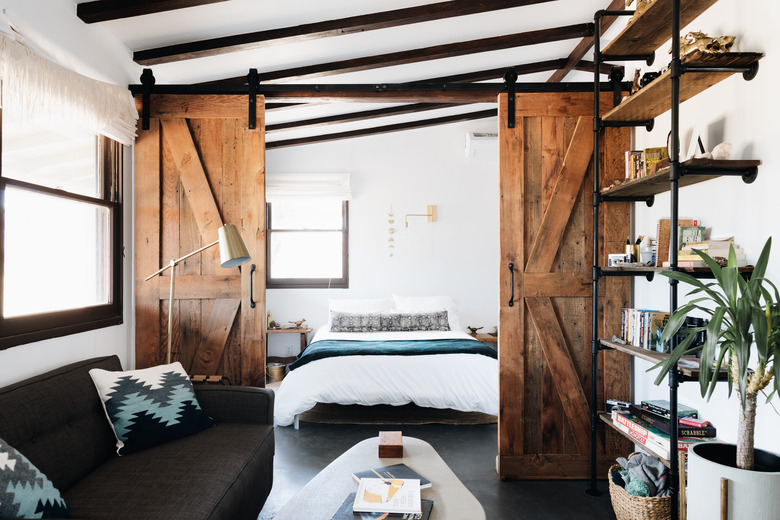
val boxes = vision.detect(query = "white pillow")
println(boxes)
[328,298,394,314]
[391,295,461,331]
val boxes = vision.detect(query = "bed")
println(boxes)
[273,296,498,428]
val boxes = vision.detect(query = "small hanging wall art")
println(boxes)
[388,206,395,257]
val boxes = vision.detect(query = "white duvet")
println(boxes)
[273,328,498,427]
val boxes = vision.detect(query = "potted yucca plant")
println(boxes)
[652,237,780,519]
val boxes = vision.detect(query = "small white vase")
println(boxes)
[686,442,780,520]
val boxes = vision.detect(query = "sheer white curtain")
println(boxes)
[0,31,137,145]
[265,173,352,201]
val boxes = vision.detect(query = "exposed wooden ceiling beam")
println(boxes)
[266,103,456,134]
[267,109,497,149]
[134,0,557,65]
[77,0,229,23]
[208,23,593,85]
[265,58,577,133]
[546,0,625,82]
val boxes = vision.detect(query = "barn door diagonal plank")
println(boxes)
[161,119,224,242]
[525,116,593,273]
[190,299,241,375]
[526,296,603,455]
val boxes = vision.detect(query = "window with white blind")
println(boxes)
[266,173,350,289]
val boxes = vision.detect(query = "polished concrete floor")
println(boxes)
[258,422,617,520]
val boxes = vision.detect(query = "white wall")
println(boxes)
[0,0,139,386]
[265,120,500,356]
[630,0,780,453]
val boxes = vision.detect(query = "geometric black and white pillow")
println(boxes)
[89,362,214,456]
[0,437,70,519]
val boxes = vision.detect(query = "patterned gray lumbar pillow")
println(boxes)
[0,437,70,518]
[330,310,450,332]
[89,362,214,455]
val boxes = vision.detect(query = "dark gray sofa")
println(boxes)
[0,355,274,520]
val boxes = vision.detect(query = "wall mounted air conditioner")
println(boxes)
[465,132,498,161]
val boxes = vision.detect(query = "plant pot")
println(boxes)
[687,442,780,520]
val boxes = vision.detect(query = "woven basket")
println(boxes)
[266,363,286,382]
[609,453,671,520]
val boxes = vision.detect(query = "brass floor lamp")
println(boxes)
[145,224,251,364]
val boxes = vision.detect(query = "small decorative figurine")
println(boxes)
[626,0,651,20]
[467,326,483,335]
[675,31,735,58]
[289,319,306,328]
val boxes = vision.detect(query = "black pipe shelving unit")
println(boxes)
[588,1,761,517]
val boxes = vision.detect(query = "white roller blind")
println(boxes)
[266,173,352,201]
[0,32,138,145]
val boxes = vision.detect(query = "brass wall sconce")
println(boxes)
[404,205,437,228]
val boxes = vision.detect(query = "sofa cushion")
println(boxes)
[0,356,121,493]
[63,423,274,520]
[89,362,215,456]
[0,437,70,519]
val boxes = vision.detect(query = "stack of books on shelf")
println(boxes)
[330,464,433,519]
[655,218,699,266]
[620,308,669,351]
[664,237,746,268]
[610,400,718,461]
[624,147,669,180]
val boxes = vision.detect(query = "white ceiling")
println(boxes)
[72,0,623,146]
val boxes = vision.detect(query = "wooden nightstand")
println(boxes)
[266,327,312,364]
[470,333,497,345]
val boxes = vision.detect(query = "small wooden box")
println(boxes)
[378,431,403,458]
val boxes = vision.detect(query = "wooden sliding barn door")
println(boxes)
[135,95,266,386]
[497,92,631,478]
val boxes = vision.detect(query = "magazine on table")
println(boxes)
[353,477,422,515]
[352,464,431,489]
[329,492,433,520]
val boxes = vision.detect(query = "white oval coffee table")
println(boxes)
[274,436,486,520]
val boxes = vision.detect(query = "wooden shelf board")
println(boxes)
[600,264,754,277]
[599,411,672,468]
[601,159,761,198]
[603,0,718,56]
[599,338,728,379]
[602,53,763,122]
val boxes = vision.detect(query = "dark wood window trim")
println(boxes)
[0,134,123,350]
[266,200,349,289]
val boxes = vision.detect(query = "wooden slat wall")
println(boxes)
[498,92,630,479]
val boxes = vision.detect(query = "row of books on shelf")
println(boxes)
[620,308,669,351]
[609,400,719,461]
[620,308,709,352]
[625,147,669,180]
[329,463,433,519]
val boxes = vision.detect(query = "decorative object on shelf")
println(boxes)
[625,0,651,21]
[269,320,280,329]
[640,70,661,88]
[631,68,641,94]
[675,31,736,58]
[710,141,732,160]
[144,224,251,364]
[404,205,437,228]
[652,238,780,519]
[489,326,498,337]
[467,326,483,335]
[288,319,306,328]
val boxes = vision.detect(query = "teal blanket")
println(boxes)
[288,338,496,371]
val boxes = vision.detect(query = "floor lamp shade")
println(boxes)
[218,224,251,268]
